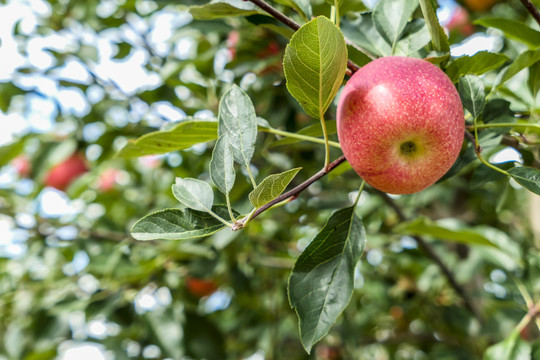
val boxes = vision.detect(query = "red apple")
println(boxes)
[186,277,218,298]
[97,168,120,192]
[446,6,474,36]
[44,152,88,191]
[12,155,31,177]
[336,57,464,194]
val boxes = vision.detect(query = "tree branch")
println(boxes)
[245,0,366,74]
[377,191,483,322]
[233,155,347,230]
[519,0,540,27]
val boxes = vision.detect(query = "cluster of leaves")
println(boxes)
[1,0,540,359]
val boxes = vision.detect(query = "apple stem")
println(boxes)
[226,194,237,224]
[245,165,258,189]
[207,209,235,228]
[472,117,511,177]
[321,124,330,171]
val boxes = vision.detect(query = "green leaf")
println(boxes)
[210,134,236,195]
[475,17,540,50]
[172,178,214,212]
[494,49,540,89]
[395,217,498,248]
[0,138,26,168]
[131,206,234,241]
[117,120,218,158]
[393,19,431,57]
[484,330,532,360]
[459,75,485,119]
[288,206,366,353]
[341,12,391,58]
[283,16,348,119]
[418,0,450,54]
[373,0,418,53]
[528,61,540,99]
[249,167,301,208]
[189,0,260,20]
[508,167,540,195]
[218,84,258,168]
[446,51,510,83]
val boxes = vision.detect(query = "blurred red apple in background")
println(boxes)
[186,277,218,298]
[12,155,31,177]
[446,6,474,36]
[45,152,88,191]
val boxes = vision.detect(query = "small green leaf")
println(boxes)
[210,134,236,195]
[283,16,348,119]
[249,167,302,208]
[117,120,218,158]
[189,0,260,20]
[446,51,510,83]
[484,330,532,360]
[373,0,419,53]
[495,49,540,89]
[459,75,485,119]
[172,178,214,212]
[508,167,540,195]
[341,13,390,58]
[289,206,366,353]
[418,0,450,54]
[475,17,540,50]
[131,206,234,241]
[218,85,258,168]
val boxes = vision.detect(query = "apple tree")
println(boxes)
[1,0,540,358]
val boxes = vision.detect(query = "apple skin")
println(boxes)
[336,56,464,194]
[44,152,89,191]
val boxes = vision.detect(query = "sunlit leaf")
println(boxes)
[210,134,236,195]
[446,51,510,83]
[283,16,348,119]
[373,0,418,52]
[218,85,258,168]
[341,12,390,58]
[508,167,540,195]
[459,75,485,119]
[289,206,365,353]
[484,330,532,360]
[418,0,450,54]
[117,120,218,158]
[249,167,301,208]
[172,178,214,212]
[475,17,540,50]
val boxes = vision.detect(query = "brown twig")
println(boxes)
[377,191,483,322]
[519,0,540,27]
[245,0,367,73]
[233,155,347,230]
